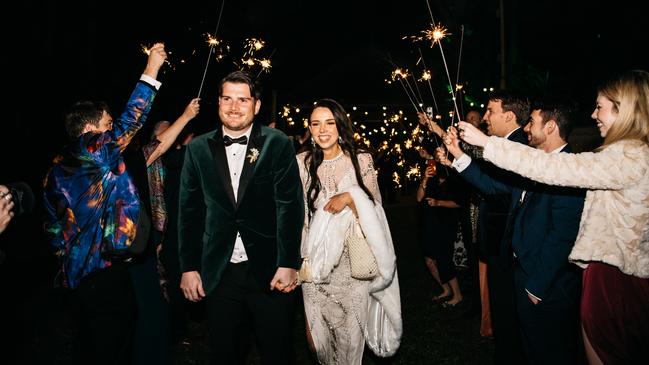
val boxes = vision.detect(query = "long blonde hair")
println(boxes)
[598,70,649,149]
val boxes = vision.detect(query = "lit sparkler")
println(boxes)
[197,0,226,98]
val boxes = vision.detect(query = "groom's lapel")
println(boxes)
[237,123,266,208]
[208,129,236,208]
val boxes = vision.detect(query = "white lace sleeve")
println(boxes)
[296,152,311,257]
[358,153,382,205]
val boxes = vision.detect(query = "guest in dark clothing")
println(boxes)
[445,100,586,364]
[416,155,467,306]
[434,91,531,363]
[160,126,196,344]
[124,98,200,365]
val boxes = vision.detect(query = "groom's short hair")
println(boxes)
[219,71,262,100]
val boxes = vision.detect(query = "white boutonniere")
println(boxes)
[247,148,259,163]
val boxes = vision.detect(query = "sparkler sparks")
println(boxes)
[244,38,266,56]
[140,44,174,69]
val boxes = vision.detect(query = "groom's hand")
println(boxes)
[270,267,298,293]
[180,270,205,302]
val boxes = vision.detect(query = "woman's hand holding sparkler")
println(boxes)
[456,121,489,148]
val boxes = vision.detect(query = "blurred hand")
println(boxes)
[417,147,432,160]
[424,165,436,178]
[183,98,201,119]
[435,147,452,167]
[0,186,14,234]
[528,293,540,305]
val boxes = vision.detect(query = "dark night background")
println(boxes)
[2,0,648,186]
[0,1,647,363]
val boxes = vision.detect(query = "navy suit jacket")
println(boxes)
[460,144,585,301]
[474,127,528,258]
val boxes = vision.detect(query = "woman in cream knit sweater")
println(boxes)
[452,70,649,365]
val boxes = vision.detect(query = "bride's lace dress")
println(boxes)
[297,151,381,364]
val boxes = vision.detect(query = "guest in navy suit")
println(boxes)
[467,91,530,364]
[423,91,530,363]
[444,100,585,364]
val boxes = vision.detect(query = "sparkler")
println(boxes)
[255,48,276,78]
[413,23,462,123]
[197,0,226,98]
[141,44,174,69]
[417,48,439,114]
[453,25,466,123]
[389,66,425,115]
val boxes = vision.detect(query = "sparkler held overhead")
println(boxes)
[197,0,226,98]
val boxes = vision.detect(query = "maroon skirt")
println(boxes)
[581,262,649,364]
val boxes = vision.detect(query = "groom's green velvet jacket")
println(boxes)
[178,122,304,296]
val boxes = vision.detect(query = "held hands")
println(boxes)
[143,42,168,80]
[457,121,489,147]
[270,267,299,293]
[180,271,205,302]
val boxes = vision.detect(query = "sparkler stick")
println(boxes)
[417,48,439,113]
[392,68,424,114]
[420,0,461,123]
[434,29,462,124]
[197,0,226,98]
[386,57,425,114]
[453,25,465,123]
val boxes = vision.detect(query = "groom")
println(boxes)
[178,71,304,364]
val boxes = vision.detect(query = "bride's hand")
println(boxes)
[324,192,355,215]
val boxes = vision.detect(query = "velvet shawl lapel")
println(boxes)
[237,123,266,207]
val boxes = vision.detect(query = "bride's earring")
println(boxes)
[311,137,316,147]
[338,136,343,144]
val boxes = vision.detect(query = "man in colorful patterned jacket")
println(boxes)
[43,43,166,363]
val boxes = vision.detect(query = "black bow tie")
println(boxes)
[223,135,248,146]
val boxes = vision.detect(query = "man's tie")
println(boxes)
[223,135,248,146]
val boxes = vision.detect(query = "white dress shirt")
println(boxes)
[224,126,253,263]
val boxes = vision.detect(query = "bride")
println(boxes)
[297,99,402,364]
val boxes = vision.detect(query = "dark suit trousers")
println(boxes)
[206,261,296,365]
[487,255,527,365]
[514,265,581,365]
